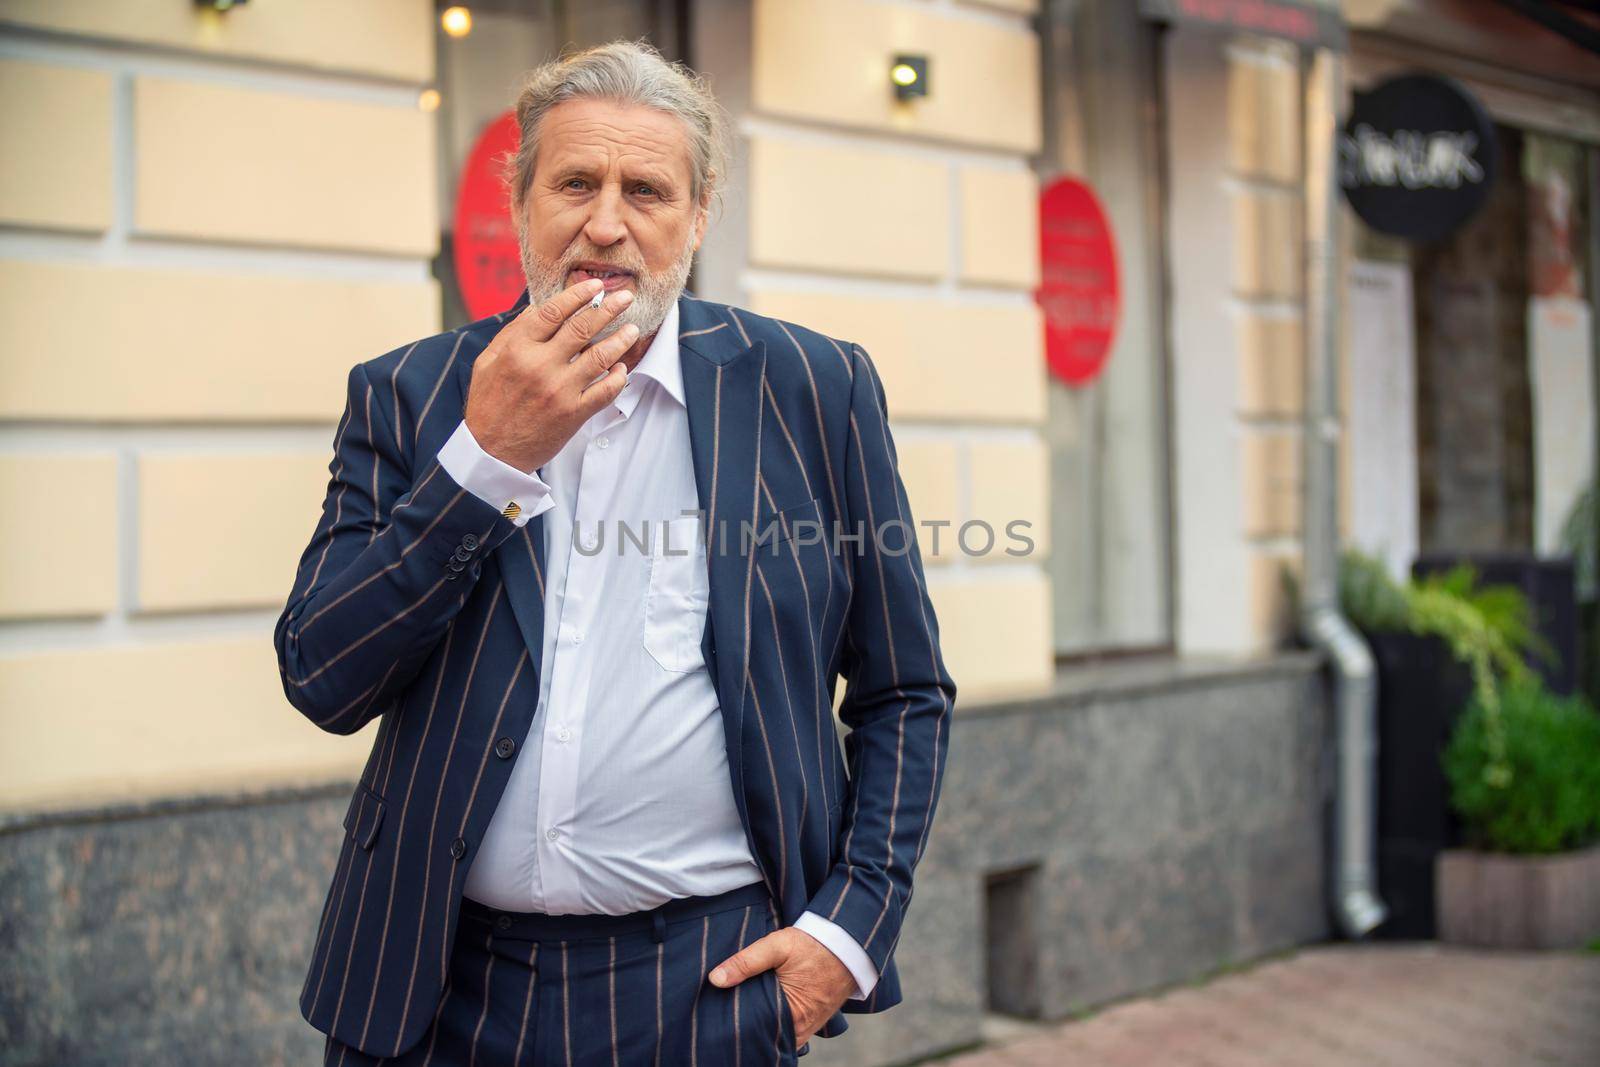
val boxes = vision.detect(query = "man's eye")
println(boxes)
[565,179,587,190]
[635,184,657,197]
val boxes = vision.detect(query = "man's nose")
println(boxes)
[582,186,627,247]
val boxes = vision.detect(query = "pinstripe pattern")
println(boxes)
[279,291,954,1058]
[323,887,795,1065]
[467,930,495,1067]
[654,939,665,1067]
[608,935,620,1067]
[513,942,537,1065]
[733,907,749,1067]
[766,898,786,1061]
[420,978,452,1065]
[690,916,708,1067]
[560,941,571,1067]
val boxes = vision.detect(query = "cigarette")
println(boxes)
[587,289,606,311]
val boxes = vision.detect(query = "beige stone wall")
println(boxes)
[0,0,1055,812]
[708,0,1053,703]
[1168,31,1308,655]
[1229,40,1307,647]
[0,2,438,813]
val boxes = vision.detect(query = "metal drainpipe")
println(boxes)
[1300,45,1387,939]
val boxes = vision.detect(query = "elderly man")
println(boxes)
[277,39,954,1067]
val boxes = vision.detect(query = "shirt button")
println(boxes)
[571,629,585,644]
[596,436,610,449]
[494,737,515,759]
[546,827,560,841]
[555,726,571,742]
[581,533,599,551]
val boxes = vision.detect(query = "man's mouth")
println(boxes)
[569,263,636,291]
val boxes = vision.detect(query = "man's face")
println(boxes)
[519,98,707,344]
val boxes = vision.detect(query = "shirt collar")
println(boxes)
[613,299,683,419]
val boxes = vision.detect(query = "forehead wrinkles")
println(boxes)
[537,111,691,185]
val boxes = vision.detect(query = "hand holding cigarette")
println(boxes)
[462,279,637,474]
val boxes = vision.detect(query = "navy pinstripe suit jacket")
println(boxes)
[275,289,956,1058]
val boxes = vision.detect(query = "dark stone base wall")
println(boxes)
[813,652,1332,1066]
[2,789,346,1066]
[1,653,1330,1067]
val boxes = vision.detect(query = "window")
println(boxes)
[1040,2,1174,657]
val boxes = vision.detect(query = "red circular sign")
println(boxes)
[1036,177,1119,386]
[453,110,524,320]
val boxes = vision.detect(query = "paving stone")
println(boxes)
[927,944,1600,1066]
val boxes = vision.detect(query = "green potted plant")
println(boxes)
[1297,551,1556,937]
[1436,676,1600,948]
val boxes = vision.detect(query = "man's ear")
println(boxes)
[692,172,714,251]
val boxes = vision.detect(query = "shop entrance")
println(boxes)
[1406,125,1592,557]
[1344,72,1598,700]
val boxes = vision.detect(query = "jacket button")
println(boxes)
[453,548,472,562]
[450,837,468,860]
[494,737,515,759]
[444,571,460,582]
[461,533,479,551]
[447,558,466,572]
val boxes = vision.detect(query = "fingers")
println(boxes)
[576,319,639,383]
[572,318,636,399]
[573,315,635,409]
[522,277,607,342]
[575,359,628,421]
[551,288,634,358]
[709,932,786,989]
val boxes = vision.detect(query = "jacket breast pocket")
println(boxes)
[343,782,387,851]
[754,496,822,552]
[644,514,710,673]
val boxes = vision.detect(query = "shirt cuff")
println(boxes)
[435,419,555,527]
[793,910,878,1000]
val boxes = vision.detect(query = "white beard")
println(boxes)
[520,224,698,346]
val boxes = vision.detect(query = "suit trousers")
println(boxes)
[322,880,801,1067]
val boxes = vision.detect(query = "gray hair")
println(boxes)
[506,39,731,224]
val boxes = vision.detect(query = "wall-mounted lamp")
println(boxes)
[890,54,928,102]
[194,0,248,11]
[441,6,473,38]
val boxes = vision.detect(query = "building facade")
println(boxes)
[1339,0,1599,590]
[2,1,1593,1064]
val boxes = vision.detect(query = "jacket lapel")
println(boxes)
[678,297,766,793]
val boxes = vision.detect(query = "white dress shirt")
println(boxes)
[437,300,876,999]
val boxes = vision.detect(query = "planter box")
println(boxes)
[1436,841,1600,949]
[1369,630,1473,939]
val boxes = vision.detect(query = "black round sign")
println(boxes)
[1339,74,1496,243]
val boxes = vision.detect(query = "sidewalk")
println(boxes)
[937,943,1600,1066]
